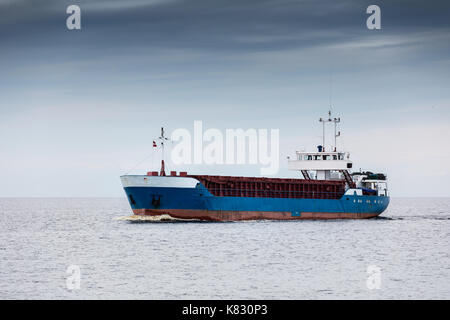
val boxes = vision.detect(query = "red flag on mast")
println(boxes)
[153,141,157,147]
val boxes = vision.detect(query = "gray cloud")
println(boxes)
[1,0,449,55]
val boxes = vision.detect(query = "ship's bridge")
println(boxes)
[288,151,352,171]
[288,147,354,185]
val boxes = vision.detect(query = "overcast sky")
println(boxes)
[1,0,450,197]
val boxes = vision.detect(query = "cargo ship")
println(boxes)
[120,112,389,221]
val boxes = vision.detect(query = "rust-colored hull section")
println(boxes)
[132,209,380,221]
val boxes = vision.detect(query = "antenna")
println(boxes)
[158,127,170,176]
[329,69,333,110]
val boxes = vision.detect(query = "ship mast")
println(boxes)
[333,115,340,152]
[319,110,340,152]
[319,110,331,152]
[159,127,169,176]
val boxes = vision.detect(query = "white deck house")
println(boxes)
[287,111,356,186]
[288,151,352,181]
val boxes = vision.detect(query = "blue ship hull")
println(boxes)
[123,184,390,221]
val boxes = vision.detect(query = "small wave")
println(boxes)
[114,214,203,223]
[373,216,396,220]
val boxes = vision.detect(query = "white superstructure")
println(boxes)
[287,110,388,197]
[288,150,352,180]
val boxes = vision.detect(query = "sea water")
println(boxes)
[0,197,449,299]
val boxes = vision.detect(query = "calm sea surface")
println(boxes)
[0,197,449,299]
